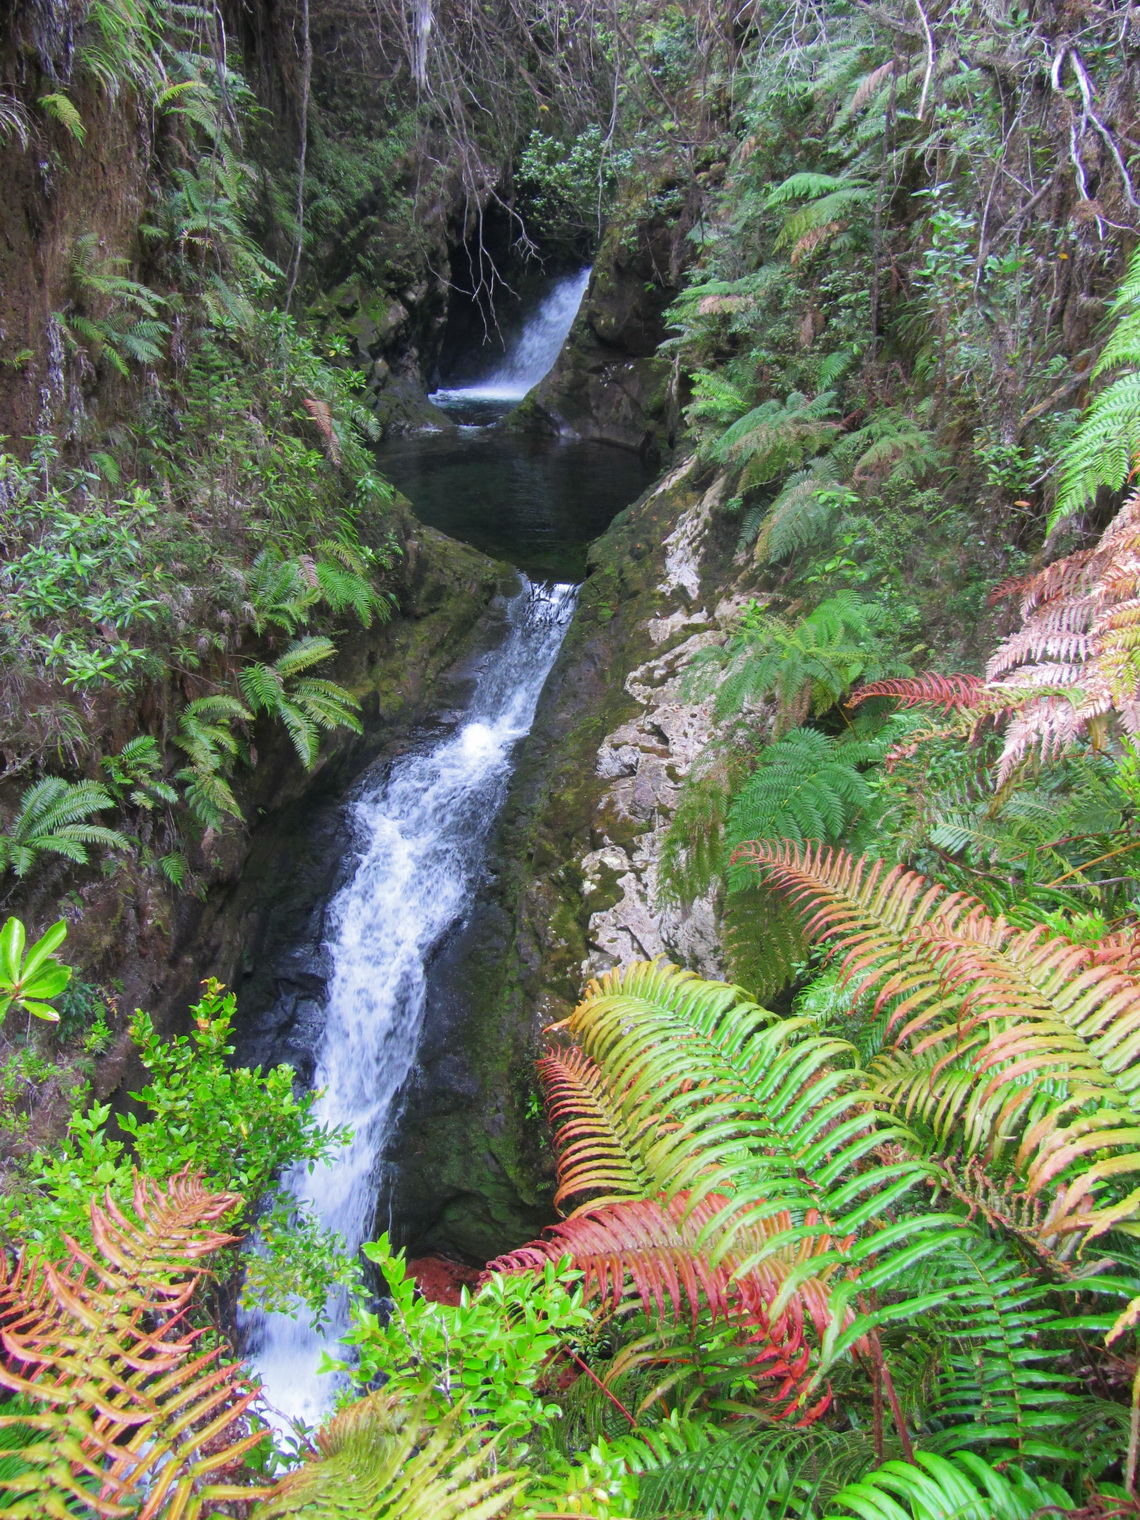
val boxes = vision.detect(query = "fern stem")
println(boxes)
[870,1329,915,1464]
[561,1347,637,1427]
[1128,1360,1140,1495]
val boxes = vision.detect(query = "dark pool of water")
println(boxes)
[376,428,656,581]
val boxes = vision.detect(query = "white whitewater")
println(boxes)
[245,579,577,1428]
[430,266,590,405]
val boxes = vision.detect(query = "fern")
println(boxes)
[751,459,841,563]
[722,882,811,1002]
[851,673,985,714]
[239,637,361,770]
[764,173,873,260]
[843,410,945,486]
[38,93,85,143]
[252,1393,523,1520]
[0,94,30,149]
[733,842,1140,1242]
[725,728,878,871]
[0,777,127,878]
[635,1435,825,1519]
[685,370,753,430]
[173,695,248,827]
[497,961,963,1413]
[712,391,839,488]
[907,1233,1082,1456]
[658,749,736,905]
[824,1450,1074,1518]
[0,1171,267,1519]
[703,593,908,732]
[1054,241,1140,526]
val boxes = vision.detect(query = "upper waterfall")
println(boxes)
[430,267,590,407]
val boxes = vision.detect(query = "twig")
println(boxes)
[284,0,312,314]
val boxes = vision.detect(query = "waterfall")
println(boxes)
[431,267,590,406]
[244,577,577,1429]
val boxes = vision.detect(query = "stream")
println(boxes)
[243,269,652,1427]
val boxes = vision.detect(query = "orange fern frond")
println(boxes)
[849,673,985,713]
[0,1171,267,1519]
[733,841,1140,1239]
[302,397,342,464]
[538,1049,655,1211]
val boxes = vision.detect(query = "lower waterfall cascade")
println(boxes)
[243,578,578,1428]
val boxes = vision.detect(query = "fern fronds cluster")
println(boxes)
[851,486,1140,781]
[252,1393,523,1520]
[0,1171,266,1519]
[1054,240,1140,526]
[711,390,840,489]
[733,841,1140,1242]
[495,961,963,1421]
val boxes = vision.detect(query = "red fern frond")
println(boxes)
[849,673,985,714]
[491,1192,847,1421]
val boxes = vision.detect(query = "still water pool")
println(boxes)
[376,428,656,581]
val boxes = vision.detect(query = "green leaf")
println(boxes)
[0,918,25,985]
[20,921,68,981]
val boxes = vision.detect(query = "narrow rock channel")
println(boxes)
[239,277,652,1426]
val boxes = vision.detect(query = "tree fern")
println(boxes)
[750,459,841,562]
[725,728,879,873]
[764,174,873,262]
[700,593,908,732]
[239,637,361,769]
[712,391,840,489]
[657,748,736,906]
[722,882,811,1001]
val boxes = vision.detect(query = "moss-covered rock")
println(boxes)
[509,201,693,457]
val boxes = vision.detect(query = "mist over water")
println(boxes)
[430,267,590,405]
[243,580,577,1429]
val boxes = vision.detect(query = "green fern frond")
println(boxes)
[825,1450,1074,1518]
[755,460,841,563]
[713,392,839,487]
[272,636,337,680]
[722,883,810,1002]
[38,93,85,143]
[1052,371,1140,526]
[725,728,875,870]
[252,1393,523,1520]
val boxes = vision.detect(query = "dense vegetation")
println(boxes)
[1,0,1140,1516]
